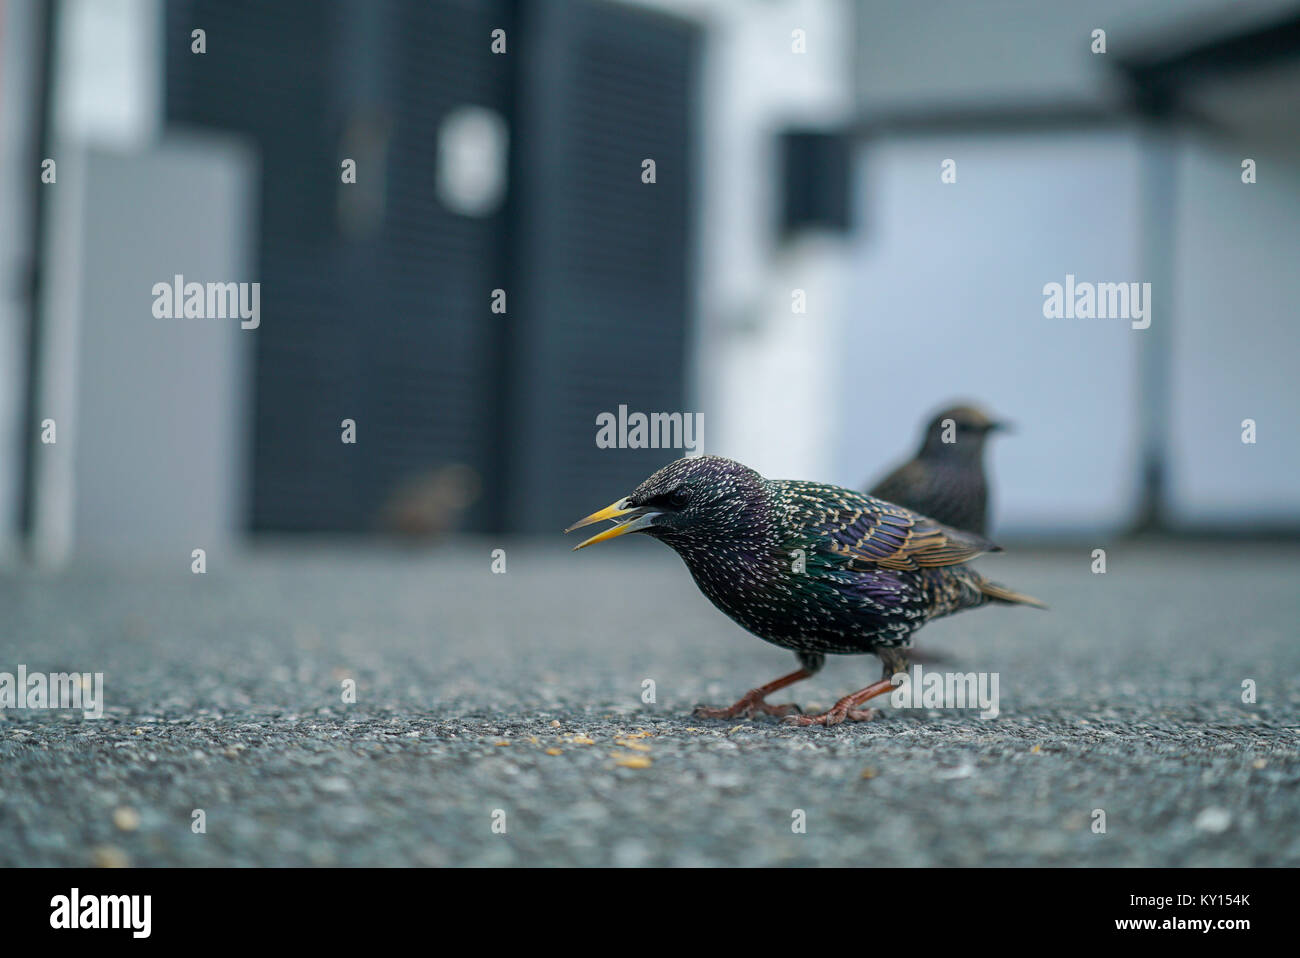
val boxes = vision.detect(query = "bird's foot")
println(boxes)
[692,693,802,720]
[783,706,880,728]
[783,677,894,728]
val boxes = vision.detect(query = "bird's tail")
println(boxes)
[979,579,1048,610]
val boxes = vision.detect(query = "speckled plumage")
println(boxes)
[868,404,1005,535]
[568,455,1044,725]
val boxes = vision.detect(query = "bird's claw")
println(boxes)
[692,696,802,720]
[783,707,880,727]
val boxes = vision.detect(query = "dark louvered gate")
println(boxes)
[503,0,698,533]
[165,0,697,534]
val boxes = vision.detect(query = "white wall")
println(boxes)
[30,140,258,563]
[1168,139,1300,525]
[78,142,257,559]
[839,129,1145,536]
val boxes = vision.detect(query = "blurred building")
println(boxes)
[1,0,1297,564]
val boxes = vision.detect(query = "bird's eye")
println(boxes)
[668,487,691,508]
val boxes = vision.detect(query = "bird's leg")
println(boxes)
[693,667,813,720]
[785,648,908,727]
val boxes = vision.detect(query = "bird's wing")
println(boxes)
[786,482,997,572]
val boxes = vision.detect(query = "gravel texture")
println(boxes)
[1,539,1298,867]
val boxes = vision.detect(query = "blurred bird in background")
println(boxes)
[868,404,1011,663]
[868,404,1009,536]
[566,456,1043,727]
[378,463,482,540]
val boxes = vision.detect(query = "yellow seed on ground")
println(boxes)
[112,807,141,831]
[92,845,129,868]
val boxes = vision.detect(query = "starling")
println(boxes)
[868,404,1008,535]
[566,455,1044,726]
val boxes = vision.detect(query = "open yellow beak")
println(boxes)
[564,497,661,551]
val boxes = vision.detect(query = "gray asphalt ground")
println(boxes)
[1,539,1298,867]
